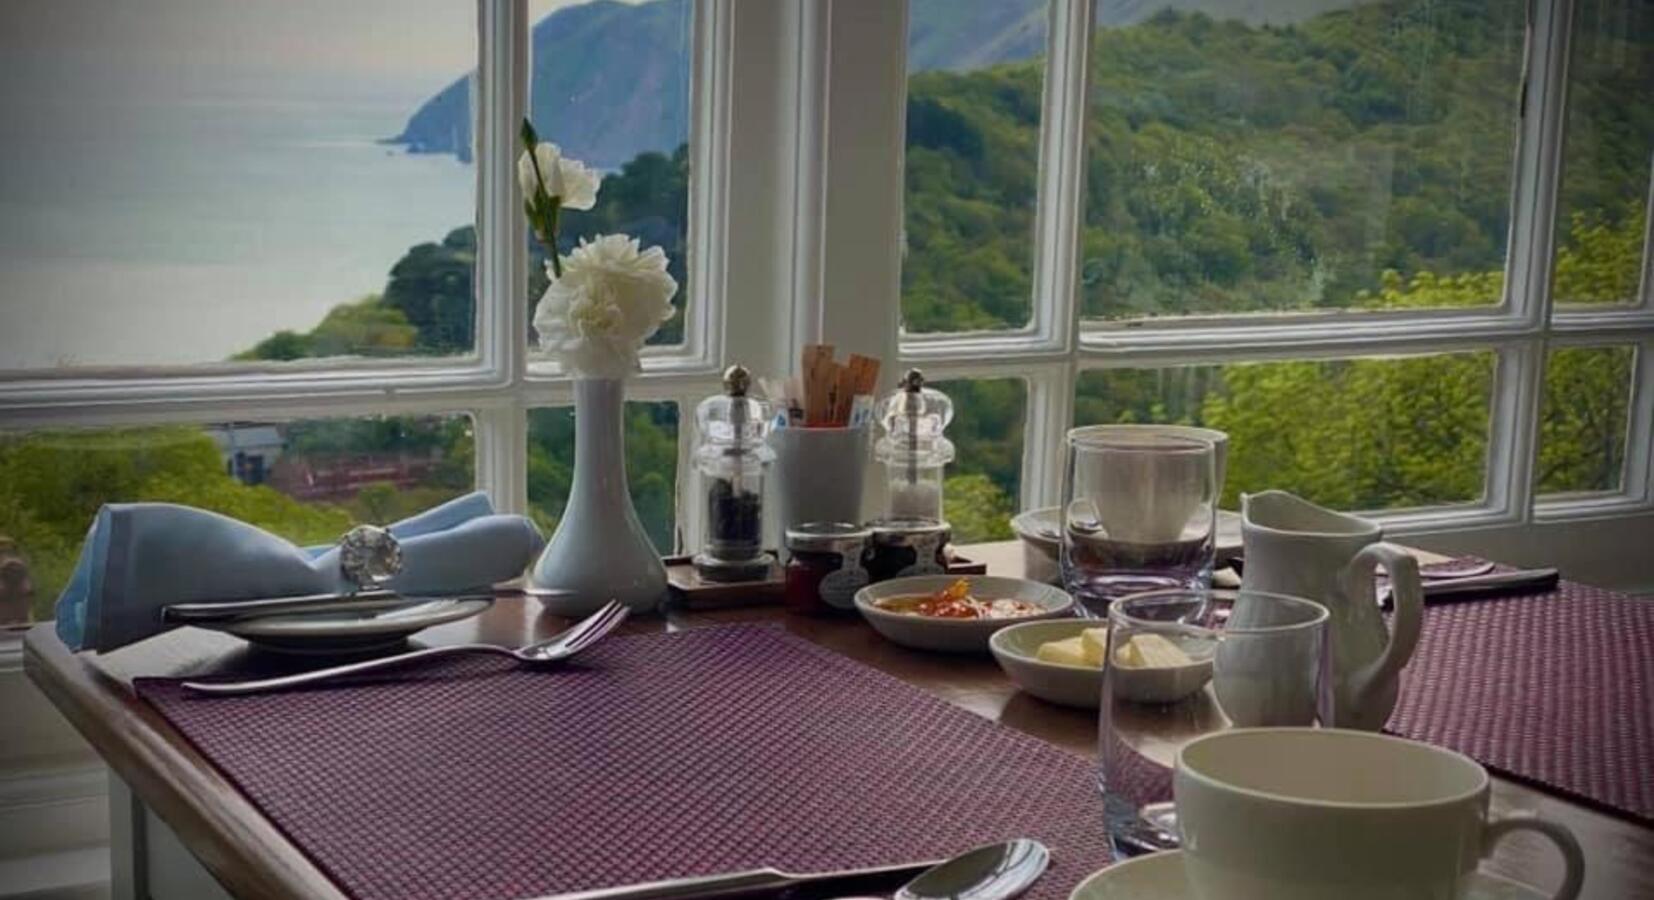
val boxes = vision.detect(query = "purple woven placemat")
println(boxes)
[138,625,1110,900]
[1390,568,1654,824]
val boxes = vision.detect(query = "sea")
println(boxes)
[0,91,474,369]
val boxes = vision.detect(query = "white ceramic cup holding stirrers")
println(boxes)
[764,344,881,538]
[769,425,870,534]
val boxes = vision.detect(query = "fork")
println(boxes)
[182,600,630,696]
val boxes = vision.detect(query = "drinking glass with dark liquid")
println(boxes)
[1060,428,1218,616]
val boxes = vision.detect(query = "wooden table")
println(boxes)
[24,542,1654,899]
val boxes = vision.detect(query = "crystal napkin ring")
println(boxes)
[339,525,403,592]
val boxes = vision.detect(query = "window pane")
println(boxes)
[1552,0,1652,306]
[527,403,679,554]
[901,0,1050,334]
[1536,345,1635,495]
[1074,353,1495,510]
[525,0,693,350]
[1082,1,1525,320]
[931,378,1027,542]
[0,1,477,369]
[0,414,475,625]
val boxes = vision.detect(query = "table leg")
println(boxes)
[107,773,233,900]
[107,773,147,900]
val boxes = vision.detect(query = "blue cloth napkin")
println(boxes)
[55,491,544,652]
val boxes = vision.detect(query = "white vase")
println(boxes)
[528,377,669,615]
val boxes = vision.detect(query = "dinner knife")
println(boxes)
[1380,567,1560,610]
[537,859,938,900]
[162,589,430,622]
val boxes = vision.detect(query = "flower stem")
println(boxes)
[548,205,563,278]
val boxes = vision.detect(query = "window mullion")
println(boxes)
[474,402,528,517]
[1021,361,1075,511]
[478,0,526,391]
[1630,338,1654,506]
[1025,0,1092,357]
[1491,340,1545,525]
[1504,0,1574,330]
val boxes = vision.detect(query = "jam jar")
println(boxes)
[783,522,871,615]
[863,517,951,583]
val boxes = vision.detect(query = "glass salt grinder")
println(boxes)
[693,364,774,582]
[875,368,954,521]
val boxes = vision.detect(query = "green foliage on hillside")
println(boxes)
[236,295,420,361]
[1076,210,1646,512]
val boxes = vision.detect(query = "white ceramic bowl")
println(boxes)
[990,619,1105,708]
[854,575,1075,654]
[1009,508,1062,584]
[1111,636,1214,704]
[990,618,1215,706]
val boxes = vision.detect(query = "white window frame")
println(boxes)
[866,0,1654,537]
[0,0,829,560]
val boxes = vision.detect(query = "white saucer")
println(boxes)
[1069,850,1548,899]
[205,597,492,655]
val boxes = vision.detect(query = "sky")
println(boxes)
[0,0,649,108]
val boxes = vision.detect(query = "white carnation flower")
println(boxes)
[516,142,600,211]
[534,234,678,378]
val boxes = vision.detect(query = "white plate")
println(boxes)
[854,575,1075,654]
[1011,508,1243,584]
[1069,850,1547,899]
[205,597,492,655]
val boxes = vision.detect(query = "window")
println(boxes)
[901,0,1051,334]
[527,0,694,350]
[0,415,475,624]
[1074,353,1497,511]
[0,0,480,368]
[1,0,1650,635]
[0,0,729,628]
[894,0,1654,536]
[1536,344,1635,496]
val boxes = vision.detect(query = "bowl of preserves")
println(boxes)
[853,575,1074,654]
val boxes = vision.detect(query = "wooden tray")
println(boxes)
[664,551,989,610]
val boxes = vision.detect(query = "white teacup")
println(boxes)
[1174,728,1584,900]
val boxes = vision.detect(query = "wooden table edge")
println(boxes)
[23,623,347,900]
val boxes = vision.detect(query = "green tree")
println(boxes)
[0,428,356,620]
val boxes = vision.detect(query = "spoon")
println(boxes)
[549,839,1050,900]
[893,838,1050,900]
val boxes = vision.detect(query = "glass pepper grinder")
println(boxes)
[875,368,954,522]
[693,364,774,582]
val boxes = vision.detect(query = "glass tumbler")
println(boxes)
[1061,428,1217,614]
[1098,589,1331,857]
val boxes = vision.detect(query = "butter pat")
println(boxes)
[1080,627,1110,665]
[1035,627,1110,668]
[1114,633,1193,668]
[1036,636,1090,667]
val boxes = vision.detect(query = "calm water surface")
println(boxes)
[0,93,473,368]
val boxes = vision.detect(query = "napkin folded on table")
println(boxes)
[55,491,545,653]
